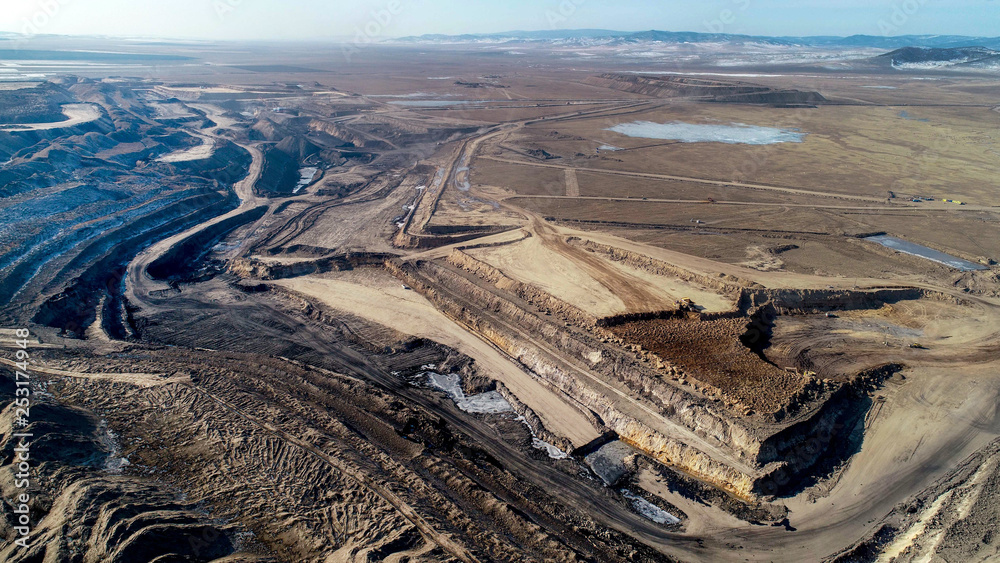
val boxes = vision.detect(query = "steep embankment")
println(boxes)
[388,246,913,499]
[146,205,268,282]
[388,255,780,500]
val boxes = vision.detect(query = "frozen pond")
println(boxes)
[426,372,513,414]
[293,167,319,194]
[898,110,929,122]
[606,121,805,145]
[866,235,986,271]
[621,490,681,525]
[422,370,567,458]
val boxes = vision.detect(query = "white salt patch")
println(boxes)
[606,121,805,145]
[425,371,568,458]
[514,414,569,460]
[598,144,622,151]
[621,490,681,525]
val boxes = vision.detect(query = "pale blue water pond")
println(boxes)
[606,121,806,145]
[867,235,986,271]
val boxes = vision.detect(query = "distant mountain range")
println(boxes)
[392,29,1000,51]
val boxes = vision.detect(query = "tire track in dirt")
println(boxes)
[565,169,581,197]
[184,385,479,563]
[42,361,478,563]
[526,211,670,312]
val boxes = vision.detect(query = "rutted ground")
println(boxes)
[1,47,999,563]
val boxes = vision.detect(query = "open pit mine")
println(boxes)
[1,38,1000,563]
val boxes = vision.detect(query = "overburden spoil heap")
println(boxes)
[388,249,900,501]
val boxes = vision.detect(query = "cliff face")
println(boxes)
[386,250,894,500]
[444,251,769,453]
[386,257,773,499]
[571,239,755,298]
[229,252,395,280]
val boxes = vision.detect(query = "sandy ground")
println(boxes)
[0,103,102,131]
[467,235,627,316]
[467,232,734,316]
[156,134,217,163]
[188,102,243,130]
[273,269,603,448]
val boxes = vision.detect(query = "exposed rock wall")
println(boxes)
[446,250,600,330]
[229,252,396,280]
[571,239,754,299]
[494,382,577,454]
[386,258,774,500]
[574,238,957,314]
[392,227,512,250]
[586,74,771,98]
[387,252,889,499]
[146,206,268,281]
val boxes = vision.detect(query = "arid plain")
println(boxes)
[1,35,999,562]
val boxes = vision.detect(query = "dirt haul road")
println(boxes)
[126,139,265,302]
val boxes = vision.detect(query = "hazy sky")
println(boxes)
[1,0,998,40]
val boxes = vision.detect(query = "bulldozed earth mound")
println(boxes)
[605,314,806,417]
[0,84,73,125]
